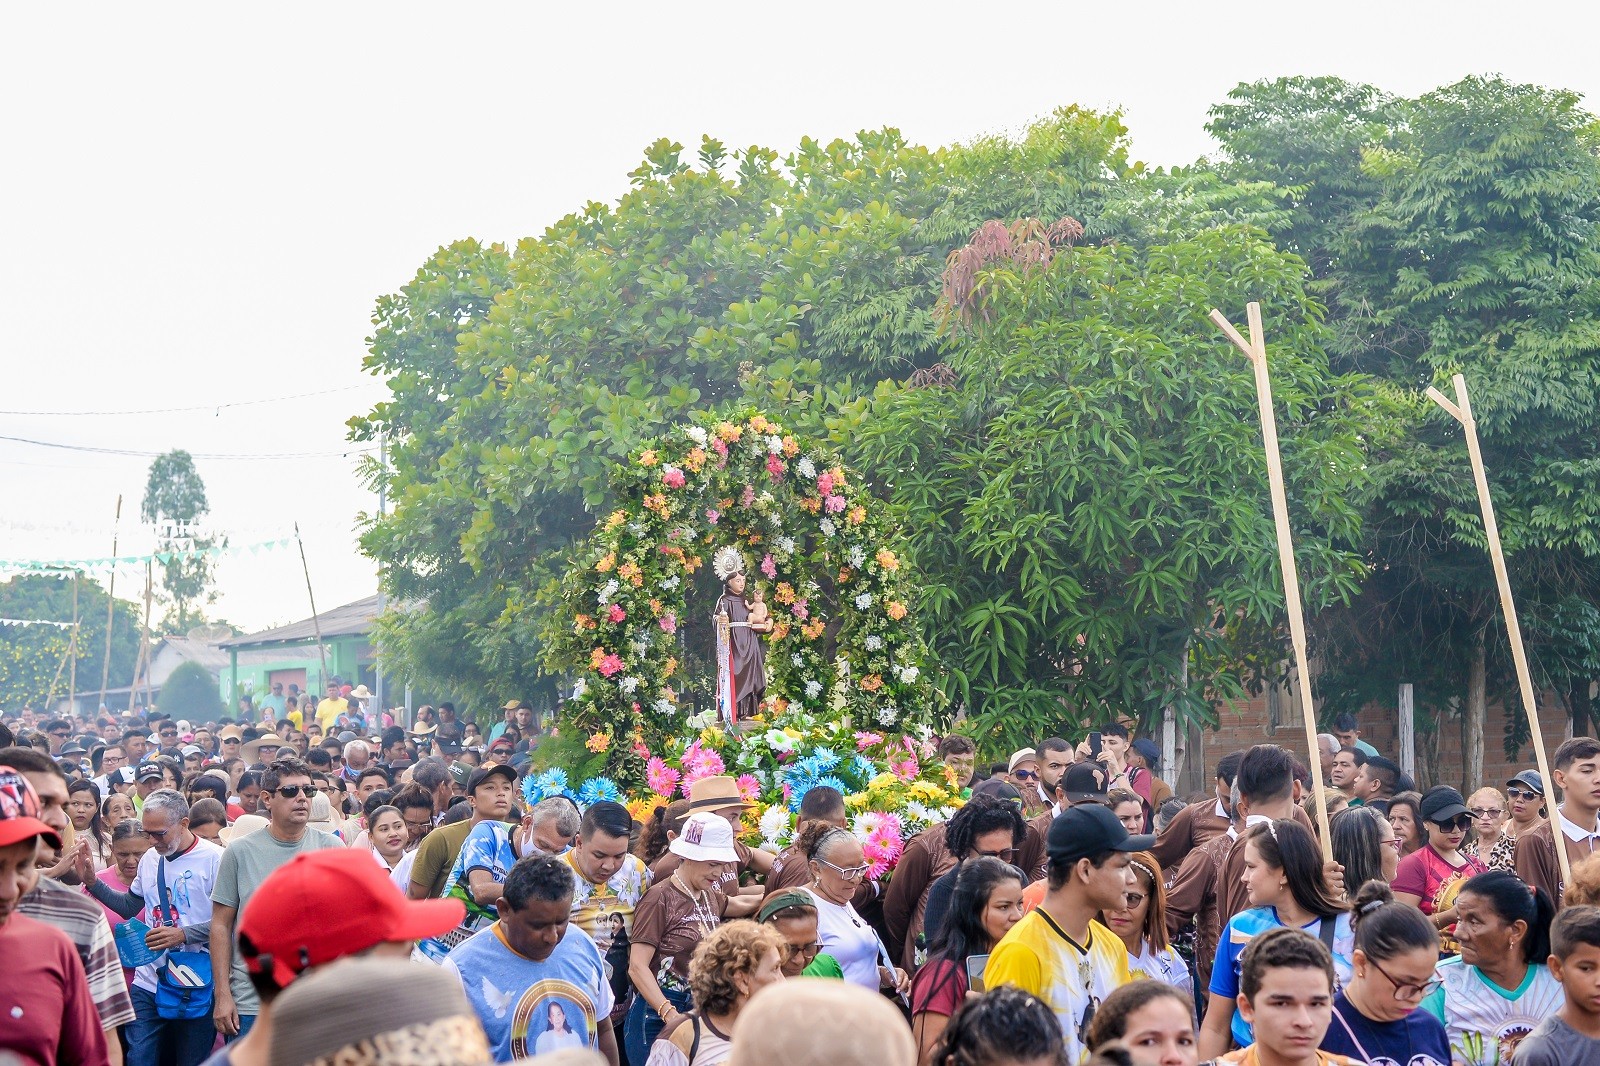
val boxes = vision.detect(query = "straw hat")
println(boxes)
[221,813,269,843]
[349,685,373,700]
[685,775,750,814]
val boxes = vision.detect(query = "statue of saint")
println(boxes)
[713,549,769,721]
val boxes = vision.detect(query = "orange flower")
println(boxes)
[770,621,791,640]
[782,436,799,457]
[664,657,677,678]
[838,568,851,584]
[774,582,796,605]
[802,619,827,641]
[800,496,822,514]
[645,493,670,516]
[605,510,627,530]
[575,614,595,632]
[886,601,908,621]
[684,447,707,472]
[875,549,899,571]
[638,449,658,467]
[749,415,772,433]
[649,598,663,616]
[847,506,866,525]
[596,552,616,573]
[586,732,611,753]
[860,674,884,692]
[686,556,702,572]
[716,421,743,442]
[829,467,847,487]
[589,647,607,669]
[618,561,640,582]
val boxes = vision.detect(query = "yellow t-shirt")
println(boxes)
[286,708,304,730]
[315,697,347,732]
[984,910,1133,1064]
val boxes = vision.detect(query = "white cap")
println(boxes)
[1008,747,1038,772]
[669,811,741,863]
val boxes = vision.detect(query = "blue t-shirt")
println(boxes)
[443,921,615,1063]
[445,821,517,929]
[1321,990,1449,1066]
[1209,906,1353,1047]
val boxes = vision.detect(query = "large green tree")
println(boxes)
[0,575,141,709]
[141,450,221,631]
[1211,76,1600,774]
[852,224,1375,750]
[353,110,1142,709]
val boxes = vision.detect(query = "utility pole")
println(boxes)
[374,430,387,723]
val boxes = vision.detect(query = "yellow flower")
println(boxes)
[639,449,658,467]
[664,657,677,678]
[845,792,871,811]
[684,447,707,472]
[596,552,616,573]
[868,772,898,793]
[585,732,611,753]
[782,437,799,457]
[847,506,866,526]
[699,727,725,748]
[606,511,627,530]
[749,414,771,433]
[875,549,899,571]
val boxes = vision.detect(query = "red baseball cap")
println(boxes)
[0,766,62,851]
[237,849,464,986]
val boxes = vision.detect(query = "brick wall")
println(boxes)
[1188,689,1572,797]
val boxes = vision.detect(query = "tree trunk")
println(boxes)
[1571,680,1594,739]
[1466,635,1487,793]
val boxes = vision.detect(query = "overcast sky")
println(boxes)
[3,1,1597,634]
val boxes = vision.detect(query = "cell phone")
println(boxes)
[1087,731,1103,758]
[966,953,989,993]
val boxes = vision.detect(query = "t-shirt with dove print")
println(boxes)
[444,919,614,1063]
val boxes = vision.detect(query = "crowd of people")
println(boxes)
[5,700,1600,1066]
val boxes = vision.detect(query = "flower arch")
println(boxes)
[546,412,933,755]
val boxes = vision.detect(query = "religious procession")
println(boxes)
[7,8,1600,1066]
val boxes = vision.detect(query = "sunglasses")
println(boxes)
[222,738,240,745]
[269,784,313,798]
[1470,807,1505,819]
[1506,787,1539,801]
[1012,768,1037,781]
[783,941,823,964]
[1434,815,1473,832]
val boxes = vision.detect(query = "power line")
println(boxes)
[0,383,376,417]
[0,434,377,461]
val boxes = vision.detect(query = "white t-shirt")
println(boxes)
[803,887,880,988]
[373,847,418,893]
[128,836,225,993]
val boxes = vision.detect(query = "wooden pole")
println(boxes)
[99,496,123,709]
[1210,303,1333,860]
[139,564,154,713]
[1398,683,1416,781]
[295,523,330,689]
[67,570,79,715]
[1426,373,1571,890]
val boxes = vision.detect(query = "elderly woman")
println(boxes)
[1461,786,1516,871]
[646,920,786,1066]
[797,823,909,995]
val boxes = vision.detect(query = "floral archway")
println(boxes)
[544,412,933,763]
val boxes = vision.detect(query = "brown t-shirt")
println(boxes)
[883,830,957,970]
[764,843,811,894]
[651,840,755,898]
[631,877,729,985]
[1515,812,1600,906]
[1165,830,1234,985]
[1150,799,1231,872]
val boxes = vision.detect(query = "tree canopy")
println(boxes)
[0,575,141,709]
[141,449,220,631]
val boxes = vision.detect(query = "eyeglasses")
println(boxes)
[975,847,1017,862]
[1381,837,1402,851]
[49,730,69,738]
[1368,956,1442,1000]
[783,941,823,964]
[1123,891,1147,908]
[1434,815,1473,832]
[146,825,172,839]
[1506,787,1539,801]
[1470,807,1505,819]
[1012,769,1037,781]
[269,784,313,798]
[815,857,870,880]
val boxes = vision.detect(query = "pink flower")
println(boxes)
[681,749,726,792]
[824,494,846,513]
[790,599,809,621]
[706,509,720,524]
[766,454,785,480]
[760,554,777,579]
[662,468,686,489]
[607,603,626,623]
[633,739,651,760]
[712,439,729,456]
[647,757,681,798]
[817,472,835,495]
[890,756,920,782]
[860,813,905,879]
[854,731,883,752]
[598,654,624,677]
[735,774,762,802]
[659,613,677,634]
[741,485,757,508]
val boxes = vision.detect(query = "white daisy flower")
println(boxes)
[618,676,640,694]
[797,458,816,478]
[685,425,709,446]
[854,592,873,609]
[804,680,823,699]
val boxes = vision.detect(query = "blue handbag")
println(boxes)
[154,856,213,1020]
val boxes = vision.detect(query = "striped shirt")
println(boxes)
[20,876,137,1030]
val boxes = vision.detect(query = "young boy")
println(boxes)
[1218,927,1359,1066]
[1513,905,1600,1066]
[1516,736,1600,904]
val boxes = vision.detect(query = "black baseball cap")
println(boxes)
[436,737,463,756]
[1047,803,1153,862]
[1420,785,1470,825]
[466,764,516,795]
[1061,762,1109,802]
[1507,769,1544,794]
[136,763,165,782]
[57,741,87,756]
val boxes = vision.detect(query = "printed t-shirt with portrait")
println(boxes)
[443,920,614,1063]
[445,820,516,931]
[1421,956,1563,1066]
[1322,989,1449,1066]
[1210,906,1354,1049]
[561,850,651,957]
[128,836,225,993]
[983,911,1131,1065]
[1391,845,1485,953]
[630,878,728,992]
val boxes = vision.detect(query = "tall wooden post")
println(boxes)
[1210,303,1333,859]
[1426,374,1570,889]
[1398,683,1416,782]
[99,496,122,709]
[66,571,79,715]
[294,523,329,689]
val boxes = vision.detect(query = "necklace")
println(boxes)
[673,872,718,936]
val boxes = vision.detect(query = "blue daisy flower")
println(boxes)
[810,747,841,772]
[578,777,624,808]
[849,754,877,784]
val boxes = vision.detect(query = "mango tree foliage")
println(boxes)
[0,575,142,708]
[1212,76,1600,743]
[352,110,1140,709]
[851,227,1376,750]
